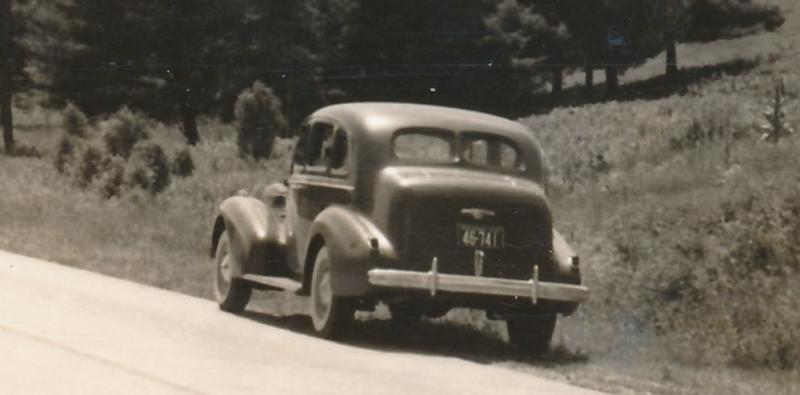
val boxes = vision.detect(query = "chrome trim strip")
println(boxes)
[368,266,588,304]
[461,208,495,220]
[290,178,355,191]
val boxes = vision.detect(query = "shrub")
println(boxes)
[75,145,104,188]
[62,103,88,138]
[234,81,287,159]
[125,141,171,194]
[54,136,77,173]
[102,107,149,159]
[171,148,195,177]
[7,144,42,159]
[96,156,126,198]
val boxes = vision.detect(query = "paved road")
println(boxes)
[0,250,604,395]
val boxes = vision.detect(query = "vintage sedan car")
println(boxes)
[210,102,588,352]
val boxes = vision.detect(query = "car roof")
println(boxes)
[310,102,532,141]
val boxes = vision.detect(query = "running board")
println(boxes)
[242,274,302,293]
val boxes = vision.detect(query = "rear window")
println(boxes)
[393,130,453,162]
[461,134,524,171]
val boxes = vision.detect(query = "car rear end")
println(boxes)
[367,166,587,316]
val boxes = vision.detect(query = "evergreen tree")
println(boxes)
[687,0,784,42]
[0,0,14,153]
[1,0,31,154]
[484,0,570,97]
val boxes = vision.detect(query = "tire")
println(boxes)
[310,247,355,339]
[506,314,557,355]
[213,230,252,313]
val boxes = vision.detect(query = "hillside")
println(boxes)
[513,0,800,392]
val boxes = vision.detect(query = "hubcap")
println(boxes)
[312,263,333,329]
[220,255,233,283]
[214,238,231,300]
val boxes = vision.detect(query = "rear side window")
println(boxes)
[307,122,335,168]
[329,130,349,175]
[461,134,524,171]
[393,129,454,162]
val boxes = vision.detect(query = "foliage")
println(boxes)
[525,58,800,368]
[24,0,788,125]
[6,143,42,158]
[484,0,571,91]
[603,177,800,368]
[102,107,149,159]
[688,0,785,41]
[75,144,103,188]
[96,155,125,198]
[760,78,794,143]
[1,0,33,93]
[125,141,171,194]
[171,148,195,177]
[234,81,287,159]
[62,103,88,138]
[53,135,75,173]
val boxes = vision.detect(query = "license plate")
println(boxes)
[457,224,505,249]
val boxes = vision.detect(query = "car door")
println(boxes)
[286,118,354,274]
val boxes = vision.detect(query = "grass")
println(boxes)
[2,2,800,393]
[0,118,288,298]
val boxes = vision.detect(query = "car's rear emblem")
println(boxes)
[474,250,485,276]
[461,208,495,220]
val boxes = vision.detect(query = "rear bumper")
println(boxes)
[367,262,588,304]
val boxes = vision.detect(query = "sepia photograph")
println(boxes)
[0,0,797,394]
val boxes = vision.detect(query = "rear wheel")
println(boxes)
[310,247,355,339]
[213,230,252,312]
[506,314,556,355]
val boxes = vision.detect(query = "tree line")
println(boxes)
[0,0,784,151]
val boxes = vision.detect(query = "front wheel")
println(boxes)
[310,247,355,339]
[506,314,556,355]
[214,230,252,312]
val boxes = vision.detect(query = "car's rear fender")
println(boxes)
[211,196,285,278]
[551,229,581,284]
[303,205,398,296]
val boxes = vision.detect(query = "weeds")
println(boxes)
[760,78,794,143]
